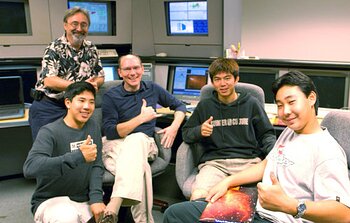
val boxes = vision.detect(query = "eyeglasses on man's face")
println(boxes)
[68,21,89,30]
[120,65,142,72]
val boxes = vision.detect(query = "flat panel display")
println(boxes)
[309,75,347,109]
[103,66,119,81]
[239,70,278,104]
[0,0,31,35]
[68,0,116,36]
[168,65,209,102]
[0,68,37,104]
[165,1,208,36]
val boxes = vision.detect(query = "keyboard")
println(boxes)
[0,108,24,120]
[97,49,118,58]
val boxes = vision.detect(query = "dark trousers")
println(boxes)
[29,96,66,140]
[163,200,273,223]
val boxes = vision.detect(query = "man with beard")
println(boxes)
[29,7,105,140]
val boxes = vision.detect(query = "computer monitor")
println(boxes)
[0,68,37,104]
[303,71,349,109]
[150,0,222,57]
[239,68,278,104]
[168,65,209,102]
[165,1,208,36]
[67,0,116,36]
[103,66,120,81]
[0,1,31,35]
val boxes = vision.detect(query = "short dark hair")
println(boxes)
[272,70,319,115]
[64,81,96,101]
[63,7,91,26]
[208,58,239,82]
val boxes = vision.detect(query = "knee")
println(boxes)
[163,203,182,223]
[190,189,208,201]
[125,132,147,142]
[42,203,80,223]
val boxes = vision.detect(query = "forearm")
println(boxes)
[297,200,350,222]
[23,151,85,178]
[116,115,143,138]
[95,76,105,88]
[170,111,185,130]
[225,159,266,187]
[182,126,203,143]
[43,76,73,92]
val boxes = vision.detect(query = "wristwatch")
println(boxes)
[293,200,307,218]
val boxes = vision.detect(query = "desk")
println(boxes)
[0,109,32,178]
[0,108,29,128]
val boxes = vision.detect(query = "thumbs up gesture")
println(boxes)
[139,99,158,124]
[257,172,294,212]
[80,135,97,163]
[201,116,213,137]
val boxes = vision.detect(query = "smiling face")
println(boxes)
[64,12,89,49]
[275,85,318,134]
[118,55,144,92]
[212,72,239,104]
[64,90,95,129]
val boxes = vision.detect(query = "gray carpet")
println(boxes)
[0,164,185,223]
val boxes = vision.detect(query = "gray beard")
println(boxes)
[72,34,85,46]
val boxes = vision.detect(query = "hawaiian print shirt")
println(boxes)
[35,34,105,99]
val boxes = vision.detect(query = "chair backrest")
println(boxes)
[321,110,350,179]
[91,80,123,127]
[199,82,265,107]
[95,80,123,108]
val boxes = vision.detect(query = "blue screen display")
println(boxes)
[166,1,208,36]
[68,1,113,35]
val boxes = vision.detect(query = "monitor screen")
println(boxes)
[0,0,31,35]
[165,1,208,36]
[0,68,37,104]
[239,70,278,104]
[0,76,23,106]
[169,65,208,102]
[309,75,347,109]
[67,0,116,36]
[103,66,120,81]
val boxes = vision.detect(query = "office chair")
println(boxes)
[92,80,171,212]
[321,110,350,179]
[175,82,265,199]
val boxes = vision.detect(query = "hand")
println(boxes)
[201,116,213,137]
[157,125,178,149]
[257,172,295,213]
[85,77,98,92]
[139,99,159,124]
[90,202,106,222]
[205,179,230,203]
[80,135,97,163]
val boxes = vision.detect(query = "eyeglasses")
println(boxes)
[68,21,89,30]
[120,65,142,72]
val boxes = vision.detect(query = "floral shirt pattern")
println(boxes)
[36,34,105,99]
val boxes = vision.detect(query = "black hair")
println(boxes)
[272,70,319,115]
[208,58,239,82]
[64,81,96,101]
